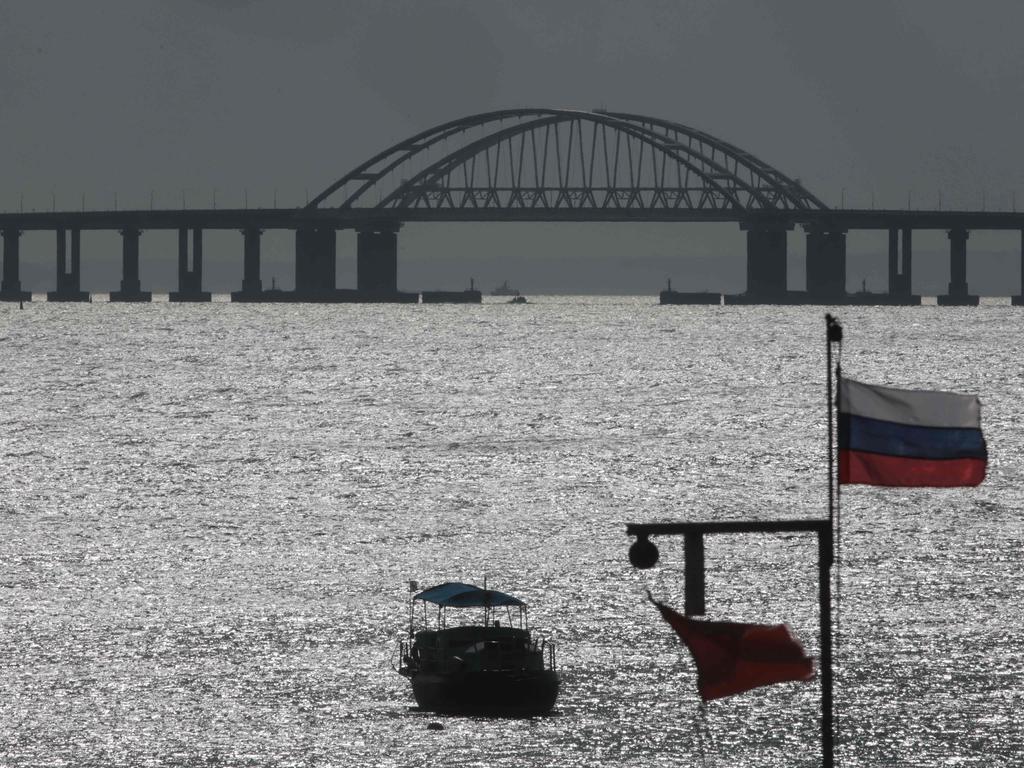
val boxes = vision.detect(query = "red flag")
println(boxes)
[651,595,815,701]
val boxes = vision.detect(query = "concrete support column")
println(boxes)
[71,228,81,287]
[806,229,846,301]
[1,227,30,301]
[170,227,211,301]
[1016,230,1024,306]
[295,228,312,295]
[48,229,89,301]
[110,227,151,302]
[938,227,977,306]
[56,228,68,286]
[295,227,337,299]
[356,226,400,294]
[231,227,264,302]
[900,228,913,294]
[177,228,189,286]
[242,227,262,294]
[947,228,969,297]
[887,228,899,294]
[192,228,203,292]
[121,228,141,293]
[1,228,20,292]
[882,227,919,303]
[743,226,787,300]
[806,230,825,295]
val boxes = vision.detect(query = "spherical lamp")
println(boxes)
[629,535,659,569]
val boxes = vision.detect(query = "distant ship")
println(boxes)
[491,281,520,297]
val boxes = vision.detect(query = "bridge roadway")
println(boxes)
[1,206,1023,305]
[5,207,1024,229]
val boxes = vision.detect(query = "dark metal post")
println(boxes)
[683,533,705,616]
[825,315,842,527]
[819,526,834,768]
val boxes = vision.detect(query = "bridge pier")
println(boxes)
[295,227,336,299]
[1,228,31,302]
[110,228,152,302]
[897,228,914,296]
[352,223,416,301]
[231,227,264,301]
[888,228,900,292]
[725,224,790,303]
[47,228,89,302]
[938,227,978,306]
[882,227,919,304]
[170,228,211,302]
[356,225,398,295]
[805,229,847,302]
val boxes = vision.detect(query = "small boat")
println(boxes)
[396,582,559,716]
[509,295,528,304]
[491,281,520,297]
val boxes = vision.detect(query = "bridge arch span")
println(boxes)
[307,108,827,215]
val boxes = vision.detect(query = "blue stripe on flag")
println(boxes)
[839,413,987,460]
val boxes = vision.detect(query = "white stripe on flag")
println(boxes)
[839,378,981,429]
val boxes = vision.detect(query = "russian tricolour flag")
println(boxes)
[839,378,987,487]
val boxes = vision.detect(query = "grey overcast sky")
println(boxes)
[4,0,1024,294]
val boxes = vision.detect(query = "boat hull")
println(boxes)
[411,669,559,717]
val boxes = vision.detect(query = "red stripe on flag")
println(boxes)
[839,449,986,487]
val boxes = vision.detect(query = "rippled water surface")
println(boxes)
[1,298,1021,766]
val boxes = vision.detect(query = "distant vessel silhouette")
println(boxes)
[491,281,520,297]
[659,278,720,305]
[396,582,559,716]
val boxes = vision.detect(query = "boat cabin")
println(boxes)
[398,582,555,678]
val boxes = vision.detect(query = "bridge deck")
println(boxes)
[2,207,1024,231]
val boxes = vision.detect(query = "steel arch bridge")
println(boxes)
[307,108,828,219]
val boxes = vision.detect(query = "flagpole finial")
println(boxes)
[826,314,843,343]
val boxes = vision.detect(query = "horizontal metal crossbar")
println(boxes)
[626,519,830,536]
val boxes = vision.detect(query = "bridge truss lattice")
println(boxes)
[308,109,828,216]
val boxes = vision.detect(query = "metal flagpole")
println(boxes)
[826,315,844,615]
[824,313,843,768]
[819,523,834,768]
[826,314,842,527]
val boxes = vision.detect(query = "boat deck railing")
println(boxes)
[398,635,556,676]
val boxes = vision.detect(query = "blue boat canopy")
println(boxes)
[414,582,525,608]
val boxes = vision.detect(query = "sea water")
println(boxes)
[1,298,1021,767]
